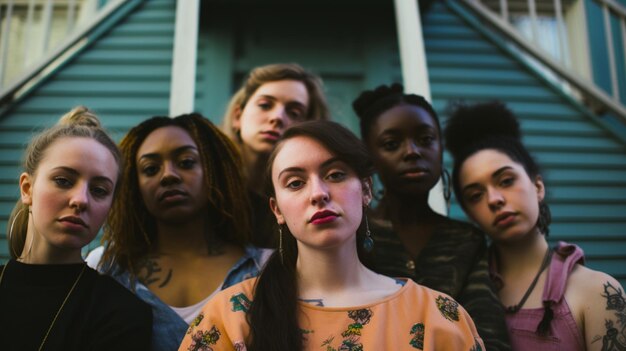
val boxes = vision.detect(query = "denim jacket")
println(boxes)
[86,245,273,351]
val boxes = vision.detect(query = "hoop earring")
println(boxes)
[442,169,452,211]
[278,224,284,264]
[8,207,28,258]
[363,211,374,253]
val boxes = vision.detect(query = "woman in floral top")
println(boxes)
[178,121,483,351]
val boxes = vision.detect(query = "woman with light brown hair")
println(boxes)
[0,106,151,350]
[222,63,330,247]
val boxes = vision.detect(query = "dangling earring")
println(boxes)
[363,211,374,253]
[278,224,284,264]
[8,207,27,258]
[442,169,452,212]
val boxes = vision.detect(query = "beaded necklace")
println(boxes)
[0,261,87,351]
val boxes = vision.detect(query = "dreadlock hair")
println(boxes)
[100,113,251,279]
[8,106,120,258]
[352,83,440,142]
[444,101,551,236]
[222,63,330,142]
[245,120,374,351]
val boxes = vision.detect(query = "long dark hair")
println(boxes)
[100,113,251,278]
[246,120,374,350]
[444,101,551,236]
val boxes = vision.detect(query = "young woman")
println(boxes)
[86,114,271,351]
[222,63,330,247]
[0,106,152,350]
[352,83,510,350]
[444,101,626,350]
[178,121,484,350]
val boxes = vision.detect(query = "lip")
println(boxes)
[58,216,88,229]
[493,212,517,227]
[309,210,339,225]
[399,167,429,178]
[259,130,281,141]
[158,189,188,202]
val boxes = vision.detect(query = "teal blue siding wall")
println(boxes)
[0,0,176,261]
[427,1,626,285]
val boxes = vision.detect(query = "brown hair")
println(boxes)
[100,113,251,279]
[8,106,121,258]
[222,63,330,141]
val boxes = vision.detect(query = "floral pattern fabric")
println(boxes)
[178,278,484,350]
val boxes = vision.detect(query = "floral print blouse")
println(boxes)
[178,278,484,350]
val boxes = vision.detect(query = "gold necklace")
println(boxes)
[0,261,87,351]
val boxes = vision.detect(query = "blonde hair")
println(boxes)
[222,63,330,141]
[7,106,121,258]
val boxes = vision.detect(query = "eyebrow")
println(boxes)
[257,95,307,107]
[138,145,198,162]
[462,166,513,192]
[277,157,342,179]
[378,125,437,137]
[52,166,114,186]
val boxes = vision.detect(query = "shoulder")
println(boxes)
[87,267,151,318]
[438,217,485,241]
[568,264,622,303]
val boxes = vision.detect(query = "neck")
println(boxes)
[19,230,83,264]
[154,215,216,257]
[241,145,269,193]
[382,192,437,223]
[296,238,370,294]
[494,229,549,276]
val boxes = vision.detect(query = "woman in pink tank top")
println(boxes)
[444,101,625,350]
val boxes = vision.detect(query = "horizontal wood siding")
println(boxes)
[0,0,175,261]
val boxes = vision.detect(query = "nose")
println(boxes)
[403,140,422,161]
[268,105,288,128]
[160,161,181,186]
[487,187,505,211]
[69,183,89,211]
[309,177,330,206]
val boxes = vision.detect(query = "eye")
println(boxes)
[382,139,400,151]
[499,176,515,187]
[420,135,436,146]
[179,158,196,169]
[141,164,159,176]
[287,107,305,121]
[286,179,304,190]
[465,191,483,204]
[54,177,73,188]
[90,186,111,199]
[258,101,272,110]
[327,170,347,182]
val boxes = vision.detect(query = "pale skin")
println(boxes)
[134,126,243,308]
[460,149,626,350]
[269,136,402,307]
[19,137,118,265]
[232,80,310,192]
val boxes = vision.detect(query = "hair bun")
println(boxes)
[444,101,521,159]
[57,106,101,128]
[352,83,404,119]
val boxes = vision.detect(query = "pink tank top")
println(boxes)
[494,242,586,351]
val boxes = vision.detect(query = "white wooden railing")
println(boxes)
[461,0,626,120]
[0,0,126,102]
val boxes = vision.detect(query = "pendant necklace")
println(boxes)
[503,247,553,314]
[0,261,87,351]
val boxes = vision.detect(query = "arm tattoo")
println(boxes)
[137,257,173,288]
[299,298,324,307]
[594,281,626,351]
